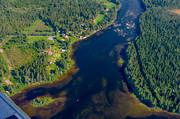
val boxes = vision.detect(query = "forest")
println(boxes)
[125,0,180,113]
[0,0,120,95]
[0,0,120,41]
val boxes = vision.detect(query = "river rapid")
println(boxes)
[12,0,180,119]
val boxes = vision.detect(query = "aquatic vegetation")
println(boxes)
[32,97,54,107]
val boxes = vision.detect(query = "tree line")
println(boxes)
[125,0,180,113]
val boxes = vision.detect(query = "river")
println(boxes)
[12,0,180,119]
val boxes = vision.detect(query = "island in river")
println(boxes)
[10,0,180,119]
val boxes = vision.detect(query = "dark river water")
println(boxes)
[12,0,180,119]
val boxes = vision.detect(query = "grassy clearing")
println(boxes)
[27,36,48,43]
[7,7,26,13]
[32,96,54,107]
[104,2,116,9]
[4,47,34,67]
[117,57,124,67]
[94,0,117,25]
[94,14,105,25]
[98,0,108,3]
[24,20,55,35]
[98,0,116,9]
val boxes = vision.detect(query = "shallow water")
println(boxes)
[12,0,180,119]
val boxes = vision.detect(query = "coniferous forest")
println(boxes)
[0,0,120,40]
[125,0,180,113]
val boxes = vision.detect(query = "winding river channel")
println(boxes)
[12,0,180,119]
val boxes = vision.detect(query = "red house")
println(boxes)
[47,49,52,55]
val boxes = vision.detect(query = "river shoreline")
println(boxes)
[11,0,180,118]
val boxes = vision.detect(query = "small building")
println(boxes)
[63,35,69,39]
[81,23,85,27]
[61,49,66,53]
[48,36,54,41]
[47,49,52,55]
[61,39,65,41]
[0,91,31,119]
[81,23,86,29]
[79,36,83,39]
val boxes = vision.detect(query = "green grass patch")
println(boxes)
[104,2,116,9]
[4,47,34,67]
[24,20,55,35]
[98,0,108,3]
[32,96,54,107]
[98,0,116,9]
[27,36,48,43]
[94,14,105,25]
[118,57,124,67]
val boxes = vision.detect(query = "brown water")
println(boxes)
[12,0,180,119]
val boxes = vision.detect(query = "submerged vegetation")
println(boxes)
[125,0,180,113]
[0,0,121,95]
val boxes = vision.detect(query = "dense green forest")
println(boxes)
[125,0,180,113]
[0,0,120,41]
[142,0,180,8]
[0,0,120,95]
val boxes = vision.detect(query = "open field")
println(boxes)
[4,47,34,67]
[24,20,55,35]
[104,1,116,9]
[94,0,117,25]
[94,14,105,25]
[27,36,49,43]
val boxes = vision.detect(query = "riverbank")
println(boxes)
[11,0,180,118]
[82,4,122,41]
